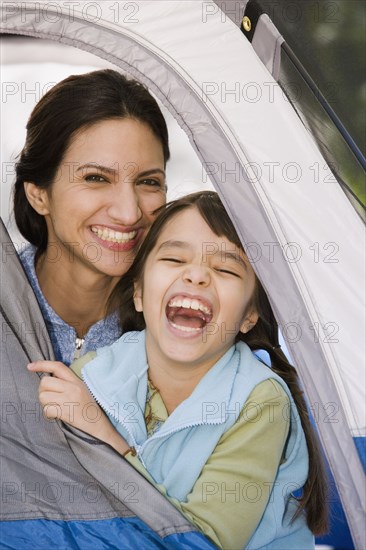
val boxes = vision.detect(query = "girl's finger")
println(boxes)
[38,391,81,412]
[27,361,77,381]
[39,376,69,394]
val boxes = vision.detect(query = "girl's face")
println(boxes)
[28,118,166,279]
[134,207,258,374]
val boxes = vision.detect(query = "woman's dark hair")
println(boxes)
[109,190,328,536]
[14,69,170,255]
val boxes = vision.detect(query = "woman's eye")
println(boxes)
[85,174,108,183]
[139,178,163,188]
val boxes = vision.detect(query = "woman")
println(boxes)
[14,69,170,365]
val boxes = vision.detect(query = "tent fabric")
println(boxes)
[251,13,283,80]
[0,219,215,549]
[0,519,214,550]
[0,1,365,547]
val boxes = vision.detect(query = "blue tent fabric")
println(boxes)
[316,472,354,550]
[354,438,366,471]
[0,519,215,549]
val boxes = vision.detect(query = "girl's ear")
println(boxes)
[24,182,50,215]
[133,283,143,312]
[240,309,259,334]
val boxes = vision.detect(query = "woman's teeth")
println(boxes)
[91,226,137,243]
[168,297,211,315]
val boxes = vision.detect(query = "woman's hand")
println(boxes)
[27,361,131,456]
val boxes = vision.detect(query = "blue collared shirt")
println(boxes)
[19,244,121,365]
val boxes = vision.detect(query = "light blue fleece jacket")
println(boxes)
[82,330,314,549]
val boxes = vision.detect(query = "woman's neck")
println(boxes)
[36,253,119,337]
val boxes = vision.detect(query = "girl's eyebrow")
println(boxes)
[157,240,190,251]
[156,241,247,269]
[220,251,248,271]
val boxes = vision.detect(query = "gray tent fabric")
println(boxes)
[0,218,198,536]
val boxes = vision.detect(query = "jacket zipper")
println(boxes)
[73,337,85,361]
[81,372,227,464]
[81,370,139,452]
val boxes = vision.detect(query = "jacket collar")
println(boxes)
[82,331,242,442]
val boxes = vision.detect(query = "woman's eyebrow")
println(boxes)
[76,164,166,178]
[76,163,117,175]
[138,168,166,178]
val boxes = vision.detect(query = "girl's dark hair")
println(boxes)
[14,69,170,255]
[109,190,328,535]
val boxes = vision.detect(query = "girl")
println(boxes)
[29,192,328,549]
[15,69,169,365]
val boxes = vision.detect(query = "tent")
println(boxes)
[1,1,365,548]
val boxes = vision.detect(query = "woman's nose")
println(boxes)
[182,264,211,286]
[107,182,143,226]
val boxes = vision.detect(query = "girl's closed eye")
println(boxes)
[215,267,242,277]
[160,257,184,264]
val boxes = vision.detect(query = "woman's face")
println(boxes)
[39,118,166,278]
[134,207,258,374]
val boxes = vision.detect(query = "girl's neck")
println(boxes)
[36,253,119,337]
[147,358,216,415]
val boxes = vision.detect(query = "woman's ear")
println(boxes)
[133,283,143,312]
[240,309,259,334]
[24,182,50,215]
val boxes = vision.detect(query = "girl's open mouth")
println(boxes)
[166,295,213,333]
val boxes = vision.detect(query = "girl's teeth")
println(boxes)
[91,226,137,243]
[168,297,211,315]
[170,322,202,333]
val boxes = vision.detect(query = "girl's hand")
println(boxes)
[27,360,108,438]
[27,361,131,457]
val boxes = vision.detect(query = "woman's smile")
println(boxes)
[89,224,142,252]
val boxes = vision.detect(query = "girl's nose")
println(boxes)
[107,183,143,226]
[182,264,211,286]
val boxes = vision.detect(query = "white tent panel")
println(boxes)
[0,55,213,244]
